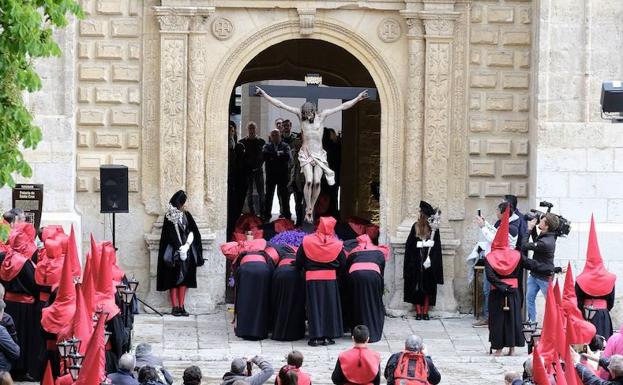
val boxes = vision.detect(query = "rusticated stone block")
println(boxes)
[502,73,530,89]
[488,7,514,23]
[470,49,482,65]
[128,43,141,60]
[470,118,494,132]
[112,65,140,82]
[78,87,90,103]
[95,132,123,148]
[95,87,125,104]
[484,182,511,196]
[77,131,90,147]
[127,132,140,149]
[110,108,139,126]
[469,160,496,177]
[128,88,141,104]
[501,120,529,133]
[485,139,512,154]
[111,19,141,37]
[468,181,481,197]
[502,31,531,46]
[96,0,123,15]
[77,153,108,170]
[487,51,514,67]
[485,94,514,111]
[471,6,483,23]
[96,42,124,59]
[519,7,532,24]
[78,42,91,59]
[129,0,140,16]
[514,140,529,155]
[469,139,481,155]
[79,20,105,37]
[471,29,498,45]
[129,177,139,192]
[79,65,108,81]
[502,160,529,177]
[93,177,100,192]
[516,51,531,69]
[513,182,529,197]
[517,95,530,111]
[471,72,497,88]
[111,154,139,171]
[78,109,106,126]
[470,94,482,111]
[76,176,89,192]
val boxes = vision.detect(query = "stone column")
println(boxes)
[155,8,190,210]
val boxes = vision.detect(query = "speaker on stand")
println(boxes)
[100,165,129,248]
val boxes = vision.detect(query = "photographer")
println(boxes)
[221,356,274,385]
[573,351,623,385]
[521,212,560,323]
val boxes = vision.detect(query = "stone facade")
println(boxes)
[4,0,622,321]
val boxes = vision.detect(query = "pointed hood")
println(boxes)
[553,279,562,307]
[532,348,550,385]
[538,281,562,365]
[553,361,568,385]
[94,242,119,318]
[35,237,64,289]
[82,234,99,315]
[67,226,82,278]
[302,216,343,263]
[485,207,521,275]
[59,284,92,353]
[576,216,616,296]
[41,225,65,243]
[8,222,38,259]
[74,311,106,385]
[220,239,267,262]
[347,234,390,261]
[0,248,29,282]
[562,262,596,345]
[41,244,76,334]
[42,361,55,385]
[102,243,123,290]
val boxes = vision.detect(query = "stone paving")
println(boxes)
[123,310,529,385]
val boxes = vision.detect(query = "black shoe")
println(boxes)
[325,338,336,345]
[308,339,320,347]
[415,314,422,320]
[172,307,182,316]
[180,306,190,317]
[423,314,430,320]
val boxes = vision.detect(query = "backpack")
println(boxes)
[393,351,429,385]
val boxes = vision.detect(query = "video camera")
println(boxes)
[523,201,571,237]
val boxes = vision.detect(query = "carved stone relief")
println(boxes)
[298,8,316,36]
[378,18,401,43]
[211,17,234,40]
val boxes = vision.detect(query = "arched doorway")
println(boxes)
[228,39,381,230]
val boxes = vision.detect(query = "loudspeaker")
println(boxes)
[100,165,129,213]
[601,81,623,113]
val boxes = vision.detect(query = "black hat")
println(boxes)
[169,190,187,209]
[419,201,435,217]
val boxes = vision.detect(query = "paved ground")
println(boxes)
[127,310,528,385]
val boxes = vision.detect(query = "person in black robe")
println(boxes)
[296,216,345,346]
[321,128,341,219]
[344,235,388,343]
[575,216,616,339]
[484,207,524,356]
[270,244,305,341]
[403,201,443,320]
[228,121,248,239]
[222,238,274,340]
[157,190,204,316]
[0,247,42,381]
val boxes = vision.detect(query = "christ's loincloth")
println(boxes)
[298,148,335,185]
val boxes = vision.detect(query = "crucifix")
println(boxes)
[251,74,378,223]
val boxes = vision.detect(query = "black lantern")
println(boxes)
[122,289,135,305]
[532,332,542,346]
[57,340,72,358]
[584,305,597,321]
[67,337,81,354]
[522,324,535,344]
[116,284,128,297]
[127,274,139,293]
[69,364,81,380]
[69,352,84,366]
[104,331,112,345]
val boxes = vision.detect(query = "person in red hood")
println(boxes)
[270,244,305,341]
[576,216,617,339]
[484,207,525,356]
[343,235,388,343]
[296,216,345,346]
[8,222,38,262]
[331,325,381,385]
[221,236,274,340]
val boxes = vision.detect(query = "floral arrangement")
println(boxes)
[269,230,307,247]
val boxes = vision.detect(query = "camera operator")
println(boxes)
[521,212,561,323]
[221,356,274,385]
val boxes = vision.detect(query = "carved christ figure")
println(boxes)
[256,86,368,223]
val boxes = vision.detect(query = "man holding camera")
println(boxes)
[221,356,274,385]
[521,212,561,323]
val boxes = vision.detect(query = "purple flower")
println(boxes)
[269,230,307,247]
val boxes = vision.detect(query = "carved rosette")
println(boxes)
[298,8,316,36]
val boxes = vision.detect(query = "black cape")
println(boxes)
[270,246,305,341]
[295,246,345,339]
[403,227,443,305]
[157,212,204,291]
[105,314,130,374]
[575,284,614,339]
[233,250,274,340]
[485,260,525,349]
[344,249,386,342]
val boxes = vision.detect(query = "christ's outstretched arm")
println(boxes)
[320,90,368,118]
[256,87,301,117]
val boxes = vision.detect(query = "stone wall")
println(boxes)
[535,0,623,324]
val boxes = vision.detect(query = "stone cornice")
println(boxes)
[154,6,215,33]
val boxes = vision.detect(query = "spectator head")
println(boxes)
[10,208,25,224]
[270,129,281,144]
[169,190,187,211]
[504,195,518,212]
[118,353,136,372]
[609,355,623,378]
[138,366,159,383]
[352,325,370,344]
[247,122,258,138]
[589,334,606,352]
[230,358,247,375]
[0,371,13,385]
[504,371,521,385]
[286,351,304,368]
[135,343,152,357]
[540,213,559,234]
[275,118,284,131]
[2,211,15,227]
[496,201,511,219]
[282,120,292,136]
[523,356,533,378]
[0,300,6,319]
[229,121,237,140]
[183,365,202,385]
[0,284,5,300]
[405,335,424,353]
